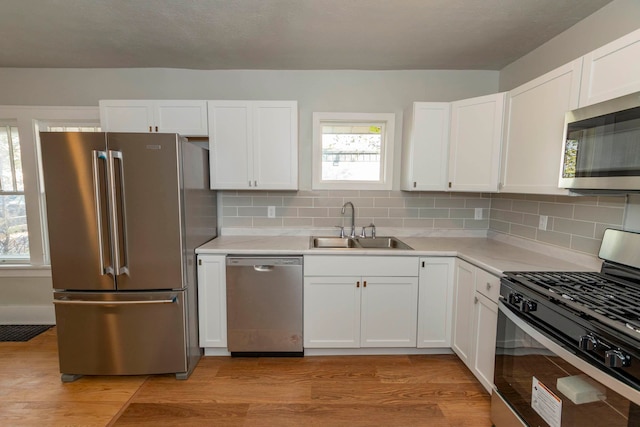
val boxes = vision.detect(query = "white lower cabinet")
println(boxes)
[452,258,500,393]
[417,257,454,348]
[196,255,227,348]
[303,256,419,348]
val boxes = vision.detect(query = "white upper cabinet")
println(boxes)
[99,100,208,136]
[207,100,298,190]
[449,93,506,192]
[401,102,450,191]
[579,28,640,107]
[500,59,582,195]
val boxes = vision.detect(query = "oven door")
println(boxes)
[493,300,640,427]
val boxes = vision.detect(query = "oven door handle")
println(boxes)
[498,301,640,405]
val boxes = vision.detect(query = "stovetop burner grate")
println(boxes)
[509,271,640,326]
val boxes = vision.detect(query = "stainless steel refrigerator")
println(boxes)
[39,132,217,382]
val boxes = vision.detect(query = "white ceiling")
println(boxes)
[0,0,613,70]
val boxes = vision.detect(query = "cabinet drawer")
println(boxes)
[304,256,419,277]
[475,268,500,302]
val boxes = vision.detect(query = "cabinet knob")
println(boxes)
[363,281,367,288]
[413,182,417,188]
[155,126,158,132]
[149,126,152,132]
[486,282,492,289]
[356,281,360,288]
[474,296,478,304]
[448,182,452,188]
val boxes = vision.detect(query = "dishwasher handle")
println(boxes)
[226,256,303,267]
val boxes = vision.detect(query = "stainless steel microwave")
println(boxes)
[559,91,640,191]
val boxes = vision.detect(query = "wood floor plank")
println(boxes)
[0,401,126,427]
[243,403,450,427]
[113,403,250,426]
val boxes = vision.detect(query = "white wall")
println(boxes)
[499,0,640,91]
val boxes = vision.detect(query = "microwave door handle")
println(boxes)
[108,150,129,277]
[92,150,113,276]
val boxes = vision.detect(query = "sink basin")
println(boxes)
[310,236,412,250]
[354,237,413,250]
[311,237,357,248]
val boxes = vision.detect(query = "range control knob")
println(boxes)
[579,335,598,351]
[509,292,537,313]
[521,300,537,313]
[508,292,522,306]
[605,350,631,368]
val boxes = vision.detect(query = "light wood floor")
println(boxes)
[0,327,492,426]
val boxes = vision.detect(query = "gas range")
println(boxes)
[503,270,640,346]
[500,229,640,392]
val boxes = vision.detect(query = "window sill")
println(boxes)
[0,265,52,278]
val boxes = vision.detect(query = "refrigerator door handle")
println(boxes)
[108,150,130,277]
[92,150,114,276]
[54,297,177,305]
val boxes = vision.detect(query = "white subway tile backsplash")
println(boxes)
[490,194,625,256]
[219,191,625,258]
[574,205,625,224]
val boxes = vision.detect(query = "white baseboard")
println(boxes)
[0,305,55,325]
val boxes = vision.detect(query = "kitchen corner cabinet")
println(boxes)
[196,255,227,348]
[401,102,450,191]
[452,258,500,394]
[448,93,506,192]
[417,258,454,348]
[500,59,582,195]
[303,256,419,348]
[579,28,640,107]
[207,100,298,190]
[99,100,208,136]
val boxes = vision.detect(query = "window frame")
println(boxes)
[312,112,396,190]
[0,106,100,272]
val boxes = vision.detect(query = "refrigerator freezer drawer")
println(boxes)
[54,291,187,376]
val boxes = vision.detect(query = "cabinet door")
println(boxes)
[451,260,475,365]
[501,59,582,195]
[360,276,418,347]
[207,101,252,189]
[253,101,298,190]
[303,276,361,348]
[401,102,450,191]
[154,101,208,136]
[449,93,505,192]
[197,255,227,348]
[417,258,454,348]
[471,292,498,394]
[99,100,154,132]
[580,28,640,107]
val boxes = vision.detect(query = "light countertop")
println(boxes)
[196,235,599,276]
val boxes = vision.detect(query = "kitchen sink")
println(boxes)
[354,237,412,250]
[310,236,412,250]
[311,237,358,248]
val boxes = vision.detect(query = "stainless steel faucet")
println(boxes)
[341,201,356,238]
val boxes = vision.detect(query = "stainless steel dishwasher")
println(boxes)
[226,256,303,356]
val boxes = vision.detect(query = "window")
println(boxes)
[0,106,100,268]
[0,125,28,262]
[312,112,395,190]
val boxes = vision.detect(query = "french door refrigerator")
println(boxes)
[40,132,217,382]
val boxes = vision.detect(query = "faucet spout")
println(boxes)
[341,201,356,238]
